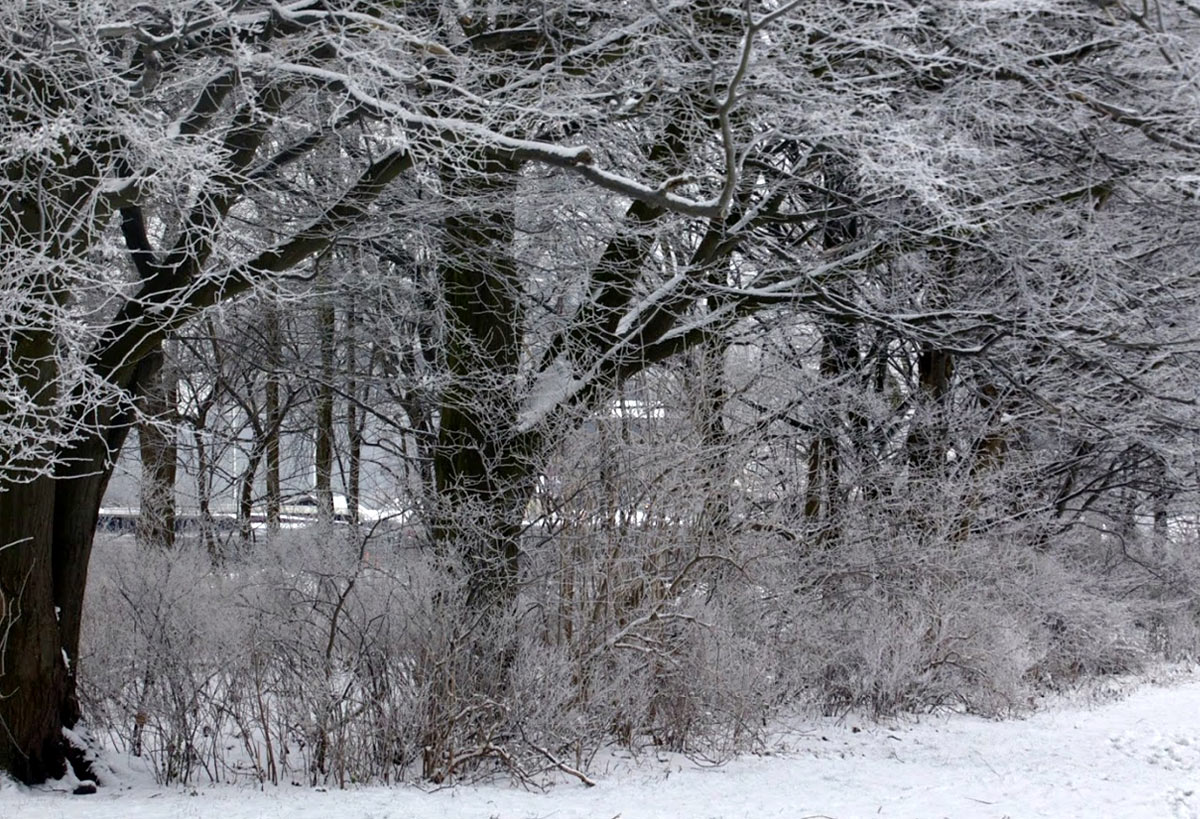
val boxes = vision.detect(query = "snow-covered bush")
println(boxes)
[80,531,431,785]
[78,492,1200,786]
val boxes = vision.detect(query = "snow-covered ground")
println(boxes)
[5,668,1200,819]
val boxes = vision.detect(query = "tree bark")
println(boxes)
[803,148,861,541]
[906,344,954,476]
[694,337,733,550]
[315,286,336,525]
[344,300,362,528]
[137,346,178,549]
[237,438,264,543]
[265,306,283,532]
[432,153,534,612]
[0,477,69,783]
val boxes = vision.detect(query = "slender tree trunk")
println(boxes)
[315,287,336,525]
[345,301,362,527]
[973,381,1008,472]
[237,438,264,543]
[694,337,733,550]
[1151,453,1171,559]
[804,328,857,535]
[192,421,218,558]
[956,379,1010,539]
[265,306,282,531]
[137,346,178,549]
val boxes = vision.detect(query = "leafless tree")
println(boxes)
[6,0,1200,786]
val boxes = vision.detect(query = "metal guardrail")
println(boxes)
[97,508,384,534]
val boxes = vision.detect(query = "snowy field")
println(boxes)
[5,668,1200,819]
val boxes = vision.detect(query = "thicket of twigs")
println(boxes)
[80,494,1200,787]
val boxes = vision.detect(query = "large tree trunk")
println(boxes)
[803,148,861,542]
[1,344,156,783]
[0,477,70,783]
[0,264,142,784]
[0,59,111,782]
[432,153,534,612]
[420,153,540,784]
[51,456,113,739]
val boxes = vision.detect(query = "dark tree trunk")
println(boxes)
[265,306,283,531]
[315,290,336,525]
[907,344,954,476]
[51,464,111,734]
[3,401,140,784]
[419,152,539,784]
[432,153,534,612]
[344,301,362,527]
[0,427,117,786]
[1149,452,1172,559]
[694,337,733,550]
[189,384,223,558]
[803,325,858,532]
[803,148,861,541]
[137,346,178,549]
[50,356,160,746]
[0,477,69,783]
[238,440,264,543]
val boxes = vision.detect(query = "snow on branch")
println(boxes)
[255,56,736,219]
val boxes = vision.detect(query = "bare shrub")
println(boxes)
[78,495,1200,788]
[80,530,431,785]
[762,502,1155,718]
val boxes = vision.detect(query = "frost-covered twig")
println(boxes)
[522,735,597,787]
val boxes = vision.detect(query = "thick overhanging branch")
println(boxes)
[118,205,158,281]
[94,88,293,389]
[90,147,415,393]
[248,106,368,181]
[513,151,723,219]
[174,68,239,138]
[265,59,730,219]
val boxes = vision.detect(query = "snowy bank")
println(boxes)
[4,669,1199,819]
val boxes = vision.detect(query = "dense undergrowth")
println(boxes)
[79,516,1200,788]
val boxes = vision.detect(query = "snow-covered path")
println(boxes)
[5,671,1199,819]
